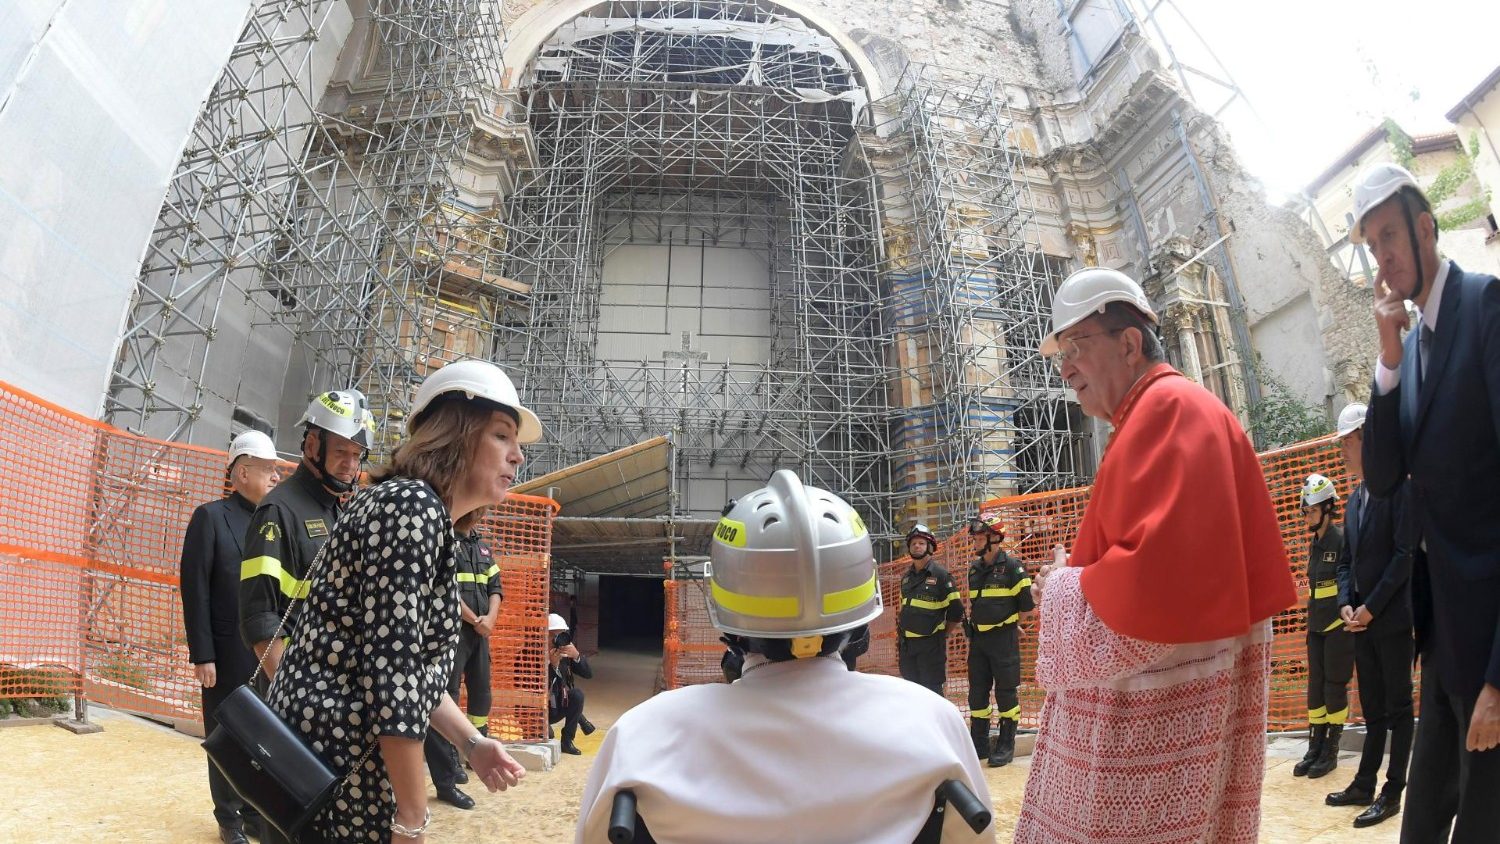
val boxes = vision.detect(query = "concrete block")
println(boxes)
[54,717,104,735]
[505,742,553,772]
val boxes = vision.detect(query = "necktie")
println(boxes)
[1418,324,1433,390]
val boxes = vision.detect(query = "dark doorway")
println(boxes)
[597,575,665,652]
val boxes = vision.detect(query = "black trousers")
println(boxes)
[1307,627,1355,722]
[967,627,1020,722]
[898,634,947,696]
[202,681,263,830]
[423,628,491,789]
[549,685,587,743]
[1351,629,1415,796]
[1400,659,1500,843]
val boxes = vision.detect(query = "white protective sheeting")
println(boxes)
[531,13,869,118]
[0,0,253,415]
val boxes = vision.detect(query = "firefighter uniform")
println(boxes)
[966,550,1033,766]
[1304,522,1354,772]
[238,462,341,676]
[424,531,502,792]
[898,561,963,695]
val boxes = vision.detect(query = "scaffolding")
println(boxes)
[105,0,509,449]
[869,66,1078,535]
[496,0,894,538]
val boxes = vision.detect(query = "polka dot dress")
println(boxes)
[266,478,459,842]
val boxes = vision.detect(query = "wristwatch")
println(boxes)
[464,732,485,762]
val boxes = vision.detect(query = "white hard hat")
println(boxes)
[1041,267,1159,357]
[227,430,278,468]
[706,470,881,638]
[298,389,376,449]
[1349,163,1424,245]
[1336,403,1368,438]
[547,613,569,632]
[1302,473,1339,507]
[409,359,541,444]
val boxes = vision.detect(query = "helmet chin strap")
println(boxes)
[312,428,357,495]
[1400,191,1426,302]
[1307,505,1330,536]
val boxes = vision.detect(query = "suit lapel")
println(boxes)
[218,502,245,558]
[1348,486,1364,558]
[1414,263,1464,437]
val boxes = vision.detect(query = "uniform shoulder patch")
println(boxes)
[259,522,280,542]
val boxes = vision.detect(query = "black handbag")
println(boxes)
[201,542,361,840]
[202,684,339,838]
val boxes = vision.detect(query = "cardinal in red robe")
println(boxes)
[1015,269,1297,844]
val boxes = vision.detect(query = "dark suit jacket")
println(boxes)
[180,493,260,686]
[1363,261,1500,699]
[1335,481,1413,637]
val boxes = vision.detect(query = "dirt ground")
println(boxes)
[0,650,1400,843]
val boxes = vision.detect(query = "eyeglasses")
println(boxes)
[1050,328,1123,371]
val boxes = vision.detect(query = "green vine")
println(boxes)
[1426,155,1473,205]
[1383,119,1415,170]
[1437,192,1493,230]
[1248,356,1329,450]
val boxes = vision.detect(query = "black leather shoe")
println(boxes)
[218,828,250,844]
[579,716,597,736]
[1353,794,1401,828]
[561,740,583,755]
[436,785,476,810]
[1325,783,1375,806]
[454,767,469,784]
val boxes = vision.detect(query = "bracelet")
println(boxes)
[463,732,485,762]
[391,807,431,839]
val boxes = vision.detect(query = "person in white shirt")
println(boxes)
[574,470,995,844]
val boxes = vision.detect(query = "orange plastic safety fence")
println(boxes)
[0,379,558,741]
[660,433,1416,734]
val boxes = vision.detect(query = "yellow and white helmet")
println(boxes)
[1301,473,1339,507]
[298,389,377,449]
[707,470,881,640]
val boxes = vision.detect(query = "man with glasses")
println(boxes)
[1013,268,1297,844]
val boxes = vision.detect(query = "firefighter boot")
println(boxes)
[1294,724,1325,777]
[969,717,991,760]
[1307,725,1343,779]
[988,719,1017,768]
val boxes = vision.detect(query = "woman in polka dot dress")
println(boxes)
[262,361,543,843]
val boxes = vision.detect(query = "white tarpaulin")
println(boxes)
[0,0,253,416]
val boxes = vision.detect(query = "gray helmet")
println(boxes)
[706,470,881,638]
[298,389,376,449]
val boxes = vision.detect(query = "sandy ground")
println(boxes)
[0,649,1400,843]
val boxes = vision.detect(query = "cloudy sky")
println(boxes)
[1135,0,1500,201]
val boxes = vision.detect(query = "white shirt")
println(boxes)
[575,654,996,844]
[1374,259,1452,396]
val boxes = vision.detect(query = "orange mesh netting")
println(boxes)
[0,379,557,740]
[662,434,1415,732]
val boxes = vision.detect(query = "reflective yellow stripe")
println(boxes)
[997,705,1021,721]
[978,581,1028,598]
[1313,584,1339,599]
[712,580,799,618]
[240,556,310,600]
[1309,706,1328,724]
[458,565,501,584]
[970,706,993,718]
[903,597,948,611]
[1322,618,1345,632]
[456,572,482,583]
[483,563,499,581]
[823,574,877,614]
[946,590,961,603]
[468,713,490,728]
[903,618,946,637]
[975,613,1020,632]
[1325,707,1349,725]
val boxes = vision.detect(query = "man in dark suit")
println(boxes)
[1326,401,1414,827]
[180,431,281,844]
[1357,162,1500,843]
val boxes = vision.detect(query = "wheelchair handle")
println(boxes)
[609,789,637,844]
[937,779,992,833]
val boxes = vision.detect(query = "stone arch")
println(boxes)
[501,0,888,100]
